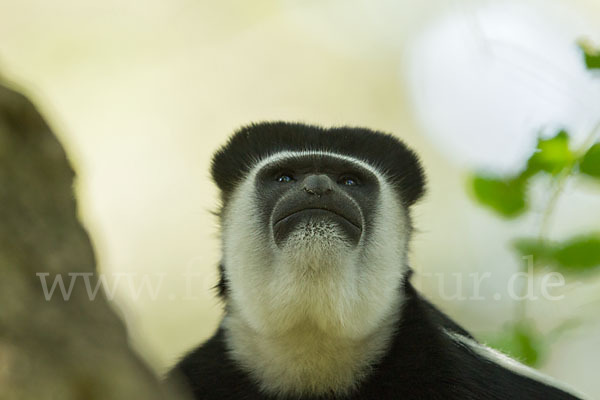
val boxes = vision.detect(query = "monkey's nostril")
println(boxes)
[303,187,317,195]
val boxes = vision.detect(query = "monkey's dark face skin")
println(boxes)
[255,155,380,247]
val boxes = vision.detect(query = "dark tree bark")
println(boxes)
[0,80,186,399]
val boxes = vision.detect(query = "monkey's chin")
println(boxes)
[272,209,361,248]
[277,221,354,274]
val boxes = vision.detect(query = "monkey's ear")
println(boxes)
[383,149,426,208]
[399,157,426,207]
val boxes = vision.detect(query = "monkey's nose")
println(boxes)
[303,174,334,196]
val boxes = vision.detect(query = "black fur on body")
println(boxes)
[168,122,583,400]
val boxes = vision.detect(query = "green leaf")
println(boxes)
[485,322,544,367]
[512,234,600,273]
[524,131,574,177]
[579,143,600,178]
[579,42,600,70]
[584,52,600,69]
[554,234,600,272]
[471,175,527,218]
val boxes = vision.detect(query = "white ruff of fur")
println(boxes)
[221,151,410,397]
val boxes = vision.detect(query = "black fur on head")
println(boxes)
[211,121,426,208]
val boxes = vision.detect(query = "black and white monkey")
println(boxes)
[168,122,585,400]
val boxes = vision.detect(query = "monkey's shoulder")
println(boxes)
[167,328,265,399]
[384,289,583,400]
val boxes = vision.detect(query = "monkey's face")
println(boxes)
[220,151,411,338]
[258,154,378,249]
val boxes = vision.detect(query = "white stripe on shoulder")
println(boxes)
[444,330,588,399]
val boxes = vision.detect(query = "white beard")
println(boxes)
[219,151,412,397]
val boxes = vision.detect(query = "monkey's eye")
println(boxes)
[277,174,294,183]
[339,176,358,186]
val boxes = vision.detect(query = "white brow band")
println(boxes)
[250,150,385,183]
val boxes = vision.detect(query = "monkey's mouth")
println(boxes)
[272,201,363,246]
[274,207,361,231]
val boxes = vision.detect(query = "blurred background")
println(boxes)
[1,0,599,397]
